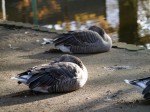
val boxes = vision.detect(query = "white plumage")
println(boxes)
[124,77,150,99]
[11,54,88,93]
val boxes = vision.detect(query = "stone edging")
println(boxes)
[0,20,67,34]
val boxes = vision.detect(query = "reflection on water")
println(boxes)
[31,0,38,25]
[106,0,118,28]
[0,0,150,45]
[138,0,150,47]
[119,0,138,44]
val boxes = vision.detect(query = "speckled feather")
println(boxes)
[11,55,88,93]
[42,26,112,53]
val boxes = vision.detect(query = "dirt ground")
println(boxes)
[0,26,150,112]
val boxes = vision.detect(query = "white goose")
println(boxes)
[11,54,88,93]
[42,26,112,54]
[124,77,150,100]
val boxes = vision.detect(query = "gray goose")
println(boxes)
[124,77,150,100]
[42,26,112,54]
[11,54,88,93]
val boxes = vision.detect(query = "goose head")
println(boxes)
[88,25,112,49]
[52,54,85,69]
[88,25,105,37]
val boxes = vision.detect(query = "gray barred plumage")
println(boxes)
[11,54,88,93]
[42,26,112,54]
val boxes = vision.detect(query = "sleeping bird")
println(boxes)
[42,26,112,54]
[124,77,150,100]
[11,54,88,93]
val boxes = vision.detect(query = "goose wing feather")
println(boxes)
[53,30,100,46]
[146,80,150,85]
[142,80,150,94]
[142,85,150,95]
[144,93,150,99]
[21,62,80,90]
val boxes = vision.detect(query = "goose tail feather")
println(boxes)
[124,78,150,100]
[11,76,27,84]
[124,79,144,93]
[124,79,131,84]
[11,74,31,84]
[124,79,146,89]
[41,38,54,45]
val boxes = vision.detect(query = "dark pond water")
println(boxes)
[1,0,150,46]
